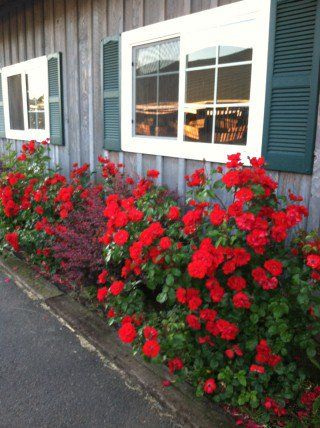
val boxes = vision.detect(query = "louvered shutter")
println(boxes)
[101,36,121,151]
[47,52,64,145]
[262,0,320,174]
[0,72,5,138]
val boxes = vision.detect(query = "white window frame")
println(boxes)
[1,55,50,141]
[121,0,272,164]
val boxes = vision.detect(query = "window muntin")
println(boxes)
[184,45,253,145]
[134,38,180,138]
[7,74,24,130]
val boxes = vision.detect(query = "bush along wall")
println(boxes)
[0,141,320,427]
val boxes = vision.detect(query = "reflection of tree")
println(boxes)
[29,95,44,111]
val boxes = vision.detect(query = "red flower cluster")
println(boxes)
[255,340,282,368]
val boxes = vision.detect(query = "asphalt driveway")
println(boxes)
[0,271,175,428]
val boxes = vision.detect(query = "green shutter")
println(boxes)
[262,0,320,174]
[0,72,5,138]
[101,36,121,151]
[47,52,64,146]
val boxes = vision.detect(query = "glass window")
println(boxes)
[7,74,25,130]
[26,68,46,130]
[184,45,252,145]
[134,38,180,137]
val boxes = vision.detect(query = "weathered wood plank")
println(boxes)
[43,0,54,55]
[0,18,5,68]
[25,1,35,60]
[34,0,44,56]
[9,9,18,63]
[165,0,191,18]
[92,0,107,170]
[16,5,26,62]
[308,98,320,231]
[124,0,144,30]
[191,0,218,13]
[78,0,92,167]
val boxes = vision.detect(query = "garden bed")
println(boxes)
[0,140,320,427]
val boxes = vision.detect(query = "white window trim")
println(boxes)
[1,55,50,141]
[121,0,272,164]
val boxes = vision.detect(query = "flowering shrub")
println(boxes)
[0,142,320,426]
[99,153,320,426]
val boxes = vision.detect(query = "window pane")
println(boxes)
[187,47,216,68]
[158,74,178,137]
[217,64,251,104]
[219,46,252,64]
[136,44,159,76]
[184,105,213,142]
[7,74,24,130]
[185,69,215,104]
[214,106,249,145]
[134,38,180,137]
[26,71,45,130]
[135,76,157,136]
[159,40,180,72]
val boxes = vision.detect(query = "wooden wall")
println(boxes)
[0,0,319,231]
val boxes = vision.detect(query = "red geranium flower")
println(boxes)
[250,364,265,374]
[143,326,158,340]
[203,378,217,394]
[227,276,246,291]
[114,229,129,246]
[167,206,180,220]
[142,340,160,358]
[232,292,251,309]
[97,286,108,302]
[209,204,226,226]
[186,314,201,330]
[168,357,183,373]
[147,169,159,178]
[109,280,124,296]
[264,259,283,276]
[5,232,19,252]
[118,322,137,343]
[98,269,108,284]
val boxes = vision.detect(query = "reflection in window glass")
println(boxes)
[184,44,252,145]
[7,74,24,130]
[187,47,216,68]
[184,106,213,142]
[26,69,46,130]
[214,107,249,145]
[134,38,180,137]
[219,46,252,64]
[185,69,215,104]
[217,64,251,104]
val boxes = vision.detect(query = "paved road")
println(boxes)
[0,272,175,428]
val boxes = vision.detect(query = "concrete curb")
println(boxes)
[1,253,235,428]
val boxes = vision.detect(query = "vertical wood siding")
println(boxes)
[0,0,319,230]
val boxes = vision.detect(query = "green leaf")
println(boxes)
[313,395,320,413]
[166,274,174,286]
[156,292,167,304]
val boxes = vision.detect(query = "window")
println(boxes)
[121,0,272,164]
[134,38,180,138]
[184,46,252,145]
[1,56,49,141]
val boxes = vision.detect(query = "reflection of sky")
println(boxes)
[188,47,216,63]
[27,67,45,101]
[136,40,179,74]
